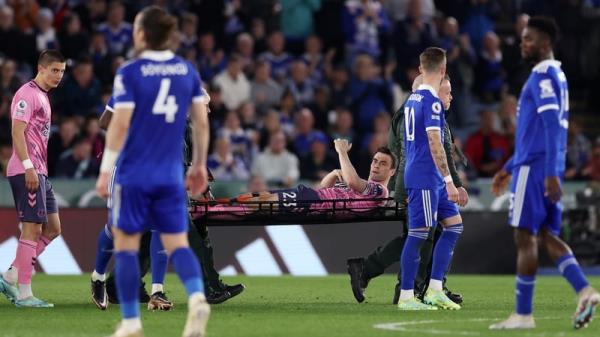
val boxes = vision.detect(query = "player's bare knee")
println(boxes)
[160,233,189,255]
[20,222,43,240]
[514,229,536,249]
[441,214,462,227]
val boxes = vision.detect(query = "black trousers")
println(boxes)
[106,215,221,292]
[362,220,448,295]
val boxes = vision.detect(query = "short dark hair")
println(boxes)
[527,16,559,45]
[38,49,65,66]
[376,146,397,169]
[419,47,446,72]
[139,6,177,50]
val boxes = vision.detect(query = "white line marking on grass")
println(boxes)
[374,317,561,336]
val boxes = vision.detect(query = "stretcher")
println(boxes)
[189,198,406,226]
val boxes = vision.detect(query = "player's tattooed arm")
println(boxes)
[426,130,451,178]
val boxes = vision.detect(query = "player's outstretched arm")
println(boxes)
[334,139,367,193]
[426,129,458,203]
[187,102,209,196]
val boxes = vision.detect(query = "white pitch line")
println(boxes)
[373,317,562,336]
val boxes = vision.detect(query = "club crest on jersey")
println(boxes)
[432,102,442,114]
[16,99,27,116]
[539,79,555,99]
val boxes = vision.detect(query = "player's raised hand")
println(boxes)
[334,138,352,153]
[544,176,562,203]
[457,186,469,207]
[24,168,39,192]
[446,181,459,203]
[186,164,208,197]
[491,169,511,197]
[95,172,110,199]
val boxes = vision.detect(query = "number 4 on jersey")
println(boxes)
[153,78,178,123]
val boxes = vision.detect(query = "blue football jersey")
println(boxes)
[112,50,204,186]
[404,85,445,189]
[513,60,568,173]
[105,95,115,112]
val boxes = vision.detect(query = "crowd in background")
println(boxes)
[1,0,600,188]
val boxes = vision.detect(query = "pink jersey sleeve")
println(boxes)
[11,88,36,124]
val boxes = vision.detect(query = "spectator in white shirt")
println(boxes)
[213,54,251,110]
[252,131,299,187]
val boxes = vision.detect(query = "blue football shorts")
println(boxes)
[509,163,562,236]
[407,185,459,229]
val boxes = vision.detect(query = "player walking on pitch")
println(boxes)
[397,47,463,311]
[95,6,210,337]
[489,16,600,330]
[0,50,66,308]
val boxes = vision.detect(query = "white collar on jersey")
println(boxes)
[533,59,562,73]
[139,50,175,61]
[417,84,439,98]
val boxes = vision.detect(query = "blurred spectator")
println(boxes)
[302,35,326,84]
[13,0,40,32]
[214,54,251,111]
[583,140,600,182]
[208,84,228,127]
[502,13,530,96]
[300,132,337,181]
[464,109,510,178]
[207,136,250,181]
[55,57,102,119]
[342,0,391,60]
[0,59,22,98]
[97,1,132,56]
[280,0,321,55]
[349,54,393,135]
[278,90,298,137]
[250,60,283,113]
[55,135,98,179]
[36,8,59,52]
[48,117,78,177]
[328,64,352,108]
[439,17,476,92]
[329,107,355,143]
[223,0,247,47]
[239,101,259,130]
[58,13,89,60]
[217,110,254,167]
[197,32,227,82]
[84,115,105,167]
[0,6,29,63]
[394,0,436,77]
[73,0,108,33]
[285,59,315,106]
[259,31,293,83]
[0,140,11,176]
[178,12,198,53]
[497,95,517,146]
[235,33,255,75]
[475,31,505,102]
[355,132,387,177]
[565,119,592,180]
[89,31,112,85]
[384,0,436,23]
[259,109,282,149]
[459,0,499,50]
[293,108,326,157]
[251,131,299,187]
[250,18,268,55]
[247,174,268,193]
[361,111,390,150]
[307,85,332,130]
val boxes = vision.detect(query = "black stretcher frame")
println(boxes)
[189,198,405,226]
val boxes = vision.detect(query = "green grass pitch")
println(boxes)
[0,274,598,337]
